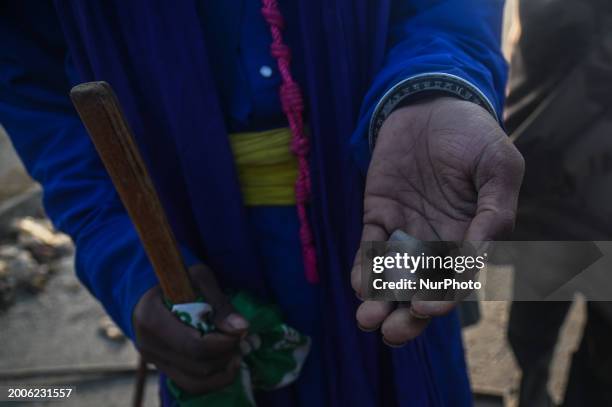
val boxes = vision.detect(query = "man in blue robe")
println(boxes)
[0,1,524,405]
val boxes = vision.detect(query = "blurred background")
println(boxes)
[0,133,159,404]
[0,0,602,405]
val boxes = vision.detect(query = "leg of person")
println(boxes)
[424,311,473,406]
[508,301,572,407]
[562,302,612,406]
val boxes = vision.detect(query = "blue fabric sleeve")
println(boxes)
[350,0,508,172]
[0,3,162,340]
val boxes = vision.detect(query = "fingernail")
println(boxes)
[225,313,248,330]
[382,337,407,348]
[358,323,379,333]
[409,308,431,320]
[412,301,454,316]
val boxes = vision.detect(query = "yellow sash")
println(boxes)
[228,127,297,206]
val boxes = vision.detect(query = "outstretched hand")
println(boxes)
[351,97,524,346]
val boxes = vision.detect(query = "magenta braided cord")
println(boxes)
[261,0,319,283]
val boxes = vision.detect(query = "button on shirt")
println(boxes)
[198,0,304,132]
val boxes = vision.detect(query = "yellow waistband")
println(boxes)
[229,127,297,206]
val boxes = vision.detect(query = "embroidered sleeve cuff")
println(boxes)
[368,73,499,150]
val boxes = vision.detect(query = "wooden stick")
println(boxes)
[132,358,149,407]
[70,81,195,303]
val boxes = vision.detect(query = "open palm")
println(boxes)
[352,97,524,346]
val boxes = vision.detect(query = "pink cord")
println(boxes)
[261,0,319,284]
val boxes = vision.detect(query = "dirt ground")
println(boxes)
[464,300,586,406]
[0,255,159,406]
[0,128,34,203]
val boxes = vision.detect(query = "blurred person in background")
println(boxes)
[505,0,612,406]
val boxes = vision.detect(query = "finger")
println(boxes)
[140,292,241,359]
[381,305,431,346]
[135,286,210,349]
[154,354,241,395]
[212,302,249,337]
[356,300,394,331]
[152,327,240,366]
[410,299,456,317]
[164,330,240,365]
[188,264,249,336]
[144,330,241,364]
[352,224,389,295]
[195,359,242,394]
[143,346,238,377]
[153,360,207,395]
[466,140,524,241]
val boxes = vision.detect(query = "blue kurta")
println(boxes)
[0,1,507,405]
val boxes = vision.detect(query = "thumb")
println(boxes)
[351,223,389,296]
[465,140,524,242]
[213,304,249,336]
[188,264,249,336]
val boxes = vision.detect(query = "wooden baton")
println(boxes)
[70,81,196,304]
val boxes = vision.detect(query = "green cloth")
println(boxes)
[168,292,311,406]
